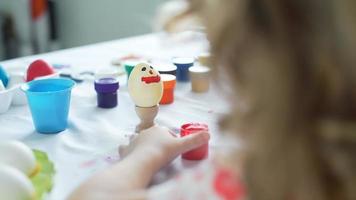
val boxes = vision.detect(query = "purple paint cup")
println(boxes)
[94,78,119,108]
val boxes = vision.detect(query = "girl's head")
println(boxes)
[169,0,356,199]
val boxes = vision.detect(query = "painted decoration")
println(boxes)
[26,59,55,82]
[128,63,163,107]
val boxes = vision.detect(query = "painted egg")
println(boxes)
[128,63,163,107]
[26,59,55,82]
[0,165,35,200]
[0,141,37,176]
[0,65,9,87]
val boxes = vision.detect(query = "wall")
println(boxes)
[56,0,168,48]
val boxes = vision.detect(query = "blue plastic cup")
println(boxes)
[172,57,195,82]
[21,78,75,134]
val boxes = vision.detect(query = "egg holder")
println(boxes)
[135,105,159,132]
[128,63,164,133]
[0,73,59,114]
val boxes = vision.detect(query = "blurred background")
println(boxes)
[0,0,174,61]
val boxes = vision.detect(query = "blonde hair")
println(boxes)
[168,0,356,199]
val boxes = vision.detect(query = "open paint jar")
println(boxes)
[21,78,75,133]
[189,66,211,93]
[172,57,195,82]
[159,74,176,105]
[180,123,209,160]
[94,78,119,108]
[154,63,177,76]
[124,60,145,80]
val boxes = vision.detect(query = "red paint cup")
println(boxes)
[180,123,209,160]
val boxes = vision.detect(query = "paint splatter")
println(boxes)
[104,155,120,164]
[79,159,97,168]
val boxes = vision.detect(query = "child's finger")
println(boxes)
[118,144,129,158]
[177,131,210,153]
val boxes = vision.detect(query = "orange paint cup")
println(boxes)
[160,74,176,104]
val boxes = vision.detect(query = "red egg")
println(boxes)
[26,60,55,82]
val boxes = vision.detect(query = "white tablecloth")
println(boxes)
[0,32,228,200]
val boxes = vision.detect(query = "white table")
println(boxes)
[0,32,227,200]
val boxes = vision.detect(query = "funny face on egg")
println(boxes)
[128,63,163,107]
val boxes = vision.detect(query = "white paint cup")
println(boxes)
[189,66,211,93]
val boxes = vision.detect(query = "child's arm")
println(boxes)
[68,126,210,200]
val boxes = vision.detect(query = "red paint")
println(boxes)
[180,123,209,160]
[141,75,161,84]
[213,168,245,200]
[104,155,120,164]
[26,59,55,82]
[79,159,97,168]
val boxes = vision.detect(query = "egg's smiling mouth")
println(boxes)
[141,75,161,84]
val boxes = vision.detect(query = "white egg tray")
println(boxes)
[0,73,60,114]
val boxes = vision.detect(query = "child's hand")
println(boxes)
[119,126,210,170]
[70,127,209,199]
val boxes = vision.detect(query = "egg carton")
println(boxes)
[0,72,59,114]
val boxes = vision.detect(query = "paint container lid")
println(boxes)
[154,63,177,74]
[95,78,119,93]
[181,123,209,135]
[189,65,210,74]
[172,57,195,66]
[0,66,9,87]
[161,74,176,89]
